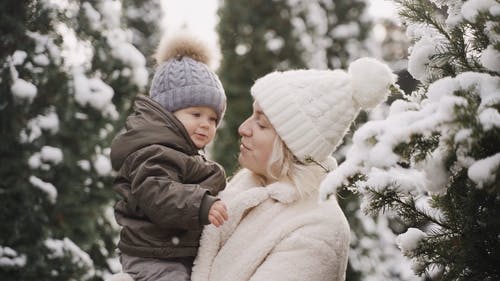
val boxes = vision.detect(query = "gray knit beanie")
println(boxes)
[149,34,226,123]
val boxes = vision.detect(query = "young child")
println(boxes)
[109,34,228,281]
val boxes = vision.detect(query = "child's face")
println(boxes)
[173,106,218,149]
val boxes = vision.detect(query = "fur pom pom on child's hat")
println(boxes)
[154,33,214,67]
[251,57,397,164]
[149,33,226,123]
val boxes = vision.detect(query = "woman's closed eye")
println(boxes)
[256,115,270,129]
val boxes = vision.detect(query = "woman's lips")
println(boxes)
[240,143,251,151]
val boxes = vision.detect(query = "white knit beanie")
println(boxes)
[251,57,396,164]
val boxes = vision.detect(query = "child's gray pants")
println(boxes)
[120,253,194,281]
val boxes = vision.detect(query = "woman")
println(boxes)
[191,57,396,281]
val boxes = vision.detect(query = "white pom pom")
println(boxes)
[348,57,396,109]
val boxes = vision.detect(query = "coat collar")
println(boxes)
[266,181,299,203]
[110,95,200,170]
[217,174,300,244]
[222,170,300,204]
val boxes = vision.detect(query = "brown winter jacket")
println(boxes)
[110,95,226,259]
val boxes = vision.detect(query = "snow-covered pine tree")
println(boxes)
[287,0,371,69]
[122,0,162,72]
[320,0,500,280]
[0,0,149,280]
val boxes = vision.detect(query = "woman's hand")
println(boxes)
[208,201,228,227]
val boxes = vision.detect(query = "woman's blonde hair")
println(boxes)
[253,135,329,198]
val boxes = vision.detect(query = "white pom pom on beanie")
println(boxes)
[349,57,397,108]
[251,57,396,164]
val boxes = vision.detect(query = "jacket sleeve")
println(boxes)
[199,194,220,225]
[127,145,209,230]
[190,159,227,196]
[249,223,350,281]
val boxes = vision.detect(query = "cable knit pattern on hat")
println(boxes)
[251,57,396,163]
[149,34,226,123]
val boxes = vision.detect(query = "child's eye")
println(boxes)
[191,112,201,117]
[210,117,218,123]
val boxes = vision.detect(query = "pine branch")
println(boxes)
[396,0,477,74]
[364,186,450,230]
[396,0,450,39]
[394,133,440,164]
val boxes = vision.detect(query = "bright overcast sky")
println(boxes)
[162,0,219,44]
[369,0,399,19]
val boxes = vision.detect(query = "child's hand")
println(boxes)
[208,201,228,227]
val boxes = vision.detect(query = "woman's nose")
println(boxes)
[238,118,251,136]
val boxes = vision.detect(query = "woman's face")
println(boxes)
[238,102,277,177]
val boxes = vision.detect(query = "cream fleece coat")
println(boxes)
[191,171,350,281]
